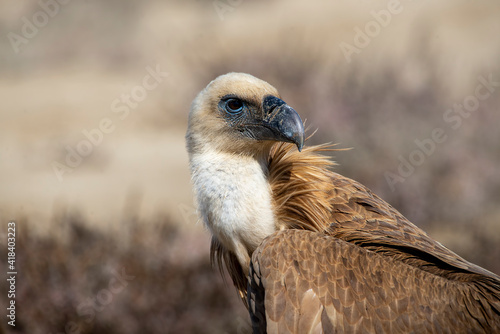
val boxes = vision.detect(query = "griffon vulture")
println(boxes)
[186,73,500,333]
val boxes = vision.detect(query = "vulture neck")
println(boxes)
[190,146,276,273]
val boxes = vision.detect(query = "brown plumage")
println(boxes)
[186,73,500,333]
[248,142,500,333]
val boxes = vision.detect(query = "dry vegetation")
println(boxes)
[0,215,250,334]
[1,1,500,333]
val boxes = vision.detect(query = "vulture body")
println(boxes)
[186,73,500,333]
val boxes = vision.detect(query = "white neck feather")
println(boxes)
[189,148,276,270]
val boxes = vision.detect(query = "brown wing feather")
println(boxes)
[249,230,500,333]
[325,171,500,281]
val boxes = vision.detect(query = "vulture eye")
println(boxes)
[225,98,243,113]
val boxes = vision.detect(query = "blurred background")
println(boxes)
[1,0,499,333]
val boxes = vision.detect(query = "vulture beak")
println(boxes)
[246,95,305,151]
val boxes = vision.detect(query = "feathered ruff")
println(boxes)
[269,141,339,233]
[210,140,343,303]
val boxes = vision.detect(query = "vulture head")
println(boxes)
[186,72,304,157]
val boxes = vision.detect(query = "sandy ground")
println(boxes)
[0,71,196,234]
[1,0,499,230]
